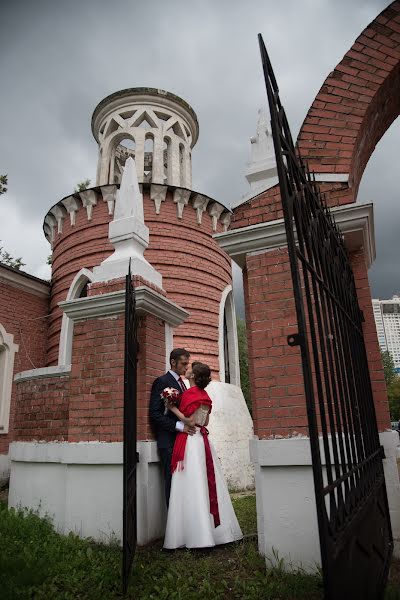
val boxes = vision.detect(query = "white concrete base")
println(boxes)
[251,431,400,572]
[381,430,400,558]
[8,441,166,545]
[206,381,254,491]
[0,452,10,483]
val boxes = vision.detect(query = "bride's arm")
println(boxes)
[168,404,195,426]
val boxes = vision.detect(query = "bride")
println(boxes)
[163,361,243,549]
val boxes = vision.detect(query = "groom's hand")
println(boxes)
[183,424,196,435]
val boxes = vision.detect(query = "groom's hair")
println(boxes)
[169,348,190,366]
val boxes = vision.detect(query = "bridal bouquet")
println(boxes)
[161,387,181,415]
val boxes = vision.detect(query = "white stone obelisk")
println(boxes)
[93,157,162,287]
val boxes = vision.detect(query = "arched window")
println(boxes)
[58,269,94,366]
[144,133,154,182]
[113,137,136,184]
[219,286,240,386]
[0,324,18,434]
[163,137,171,183]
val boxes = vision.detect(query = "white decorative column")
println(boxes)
[151,130,165,184]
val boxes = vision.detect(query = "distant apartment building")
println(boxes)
[372,295,400,373]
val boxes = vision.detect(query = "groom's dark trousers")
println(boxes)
[149,372,182,506]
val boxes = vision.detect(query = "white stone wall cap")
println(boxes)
[59,285,189,327]
[9,440,162,465]
[0,263,50,297]
[215,202,375,268]
[14,364,72,383]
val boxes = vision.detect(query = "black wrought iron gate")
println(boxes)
[122,263,139,595]
[258,35,393,600]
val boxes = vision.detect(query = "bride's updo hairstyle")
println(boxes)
[192,362,211,390]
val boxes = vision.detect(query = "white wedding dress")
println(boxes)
[163,405,243,549]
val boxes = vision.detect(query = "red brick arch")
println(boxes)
[297,0,400,204]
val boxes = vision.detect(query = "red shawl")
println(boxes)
[170,386,220,527]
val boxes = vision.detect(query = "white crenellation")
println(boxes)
[220,211,231,232]
[79,190,98,221]
[43,185,231,245]
[173,188,191,219]
[208,202,225,232]
[61,196,82,226]
[191,194,209,225]
[150,184,168,214]
[50,205,67,234]
[100,185,117,216]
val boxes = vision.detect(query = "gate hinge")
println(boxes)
[287,333,302,347]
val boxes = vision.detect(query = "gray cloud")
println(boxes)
[0,0,397,306]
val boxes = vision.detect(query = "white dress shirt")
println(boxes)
[168,370,186,432]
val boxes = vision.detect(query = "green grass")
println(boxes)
[0,496,398,599]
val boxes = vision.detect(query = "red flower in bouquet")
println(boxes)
[161,387,181,414]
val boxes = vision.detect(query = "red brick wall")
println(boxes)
[244,249,306,439]
[297,0,400,202]
[13,278,166,443]
[48,189,231,375]
[0,277,49,454]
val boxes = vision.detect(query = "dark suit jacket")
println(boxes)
[149,372,182,449]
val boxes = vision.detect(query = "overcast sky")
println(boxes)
[0,0,398,310]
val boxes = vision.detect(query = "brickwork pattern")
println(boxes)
[0,278,49,454]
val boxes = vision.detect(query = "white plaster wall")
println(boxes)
[381,430,400,557]
[8,441,166,545]
[251,431,400,573]
[206,381,254,491]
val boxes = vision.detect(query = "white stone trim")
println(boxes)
[215,202,375,269]
[8,440,166,545]
[58,268,95,366]
[59,285,189,327]
[218,285,240,386]
[0,265,50,297]
[313,173,349,183]
[0,324,19,434]
[165,323,174,371]
[14,364,71,383]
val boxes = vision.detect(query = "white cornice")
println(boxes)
[58,285,189,327]
[214,203,375,269]
[0,265,50,298]
[14,364,72,383]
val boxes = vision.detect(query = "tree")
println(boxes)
[0,175,25,269]
[388,377,400,422]
[74,179,91,192]
[381,350,397,387]
[0,174,7,195]
[237,318,251,414]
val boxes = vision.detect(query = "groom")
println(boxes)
[149,348,196,506]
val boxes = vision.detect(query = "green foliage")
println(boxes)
[0,496,325,600]
[0,241,25,270]
[74,179,91,192]
[47,254,52,266]
[237,317,251,413]
[382,350,397,387]
[0,176,25,270]
[0,174,7,195]
[0,496,398,599]
[388,376,400,421]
